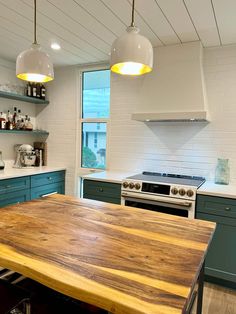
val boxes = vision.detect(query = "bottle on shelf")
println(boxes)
[25,117,33,131]
[12,107,17,128]
[0,112,6,130]
[20,118,25,130]
[40,84,46,100]
[6,110,13,130]
[32,83,37,98]
[26,82,32,97]
[15,109,22,130]
[36,83,41,98]
[0,151,5,170]
[24,115,28,130]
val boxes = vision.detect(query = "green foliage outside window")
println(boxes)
[82,147,97,168]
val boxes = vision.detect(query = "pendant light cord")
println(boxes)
[34,0,37,44]
[131,0,135,27]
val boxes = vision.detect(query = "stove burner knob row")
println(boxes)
[179,188,186,196]
[171,187,178,195]
[187,190,194,197]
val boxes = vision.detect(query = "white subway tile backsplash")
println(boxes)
[109,46,236,183]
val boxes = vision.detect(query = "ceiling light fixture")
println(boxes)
[16,0,54,82]
[51,42,61,50]
[110,0,153,76]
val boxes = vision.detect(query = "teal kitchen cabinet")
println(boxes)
[31,181,65,199]
[196,195,236,288]
[0,176,30,207]
[30,171,65,200]
[0,189,31,207]
[31,171,65,188]
[0,176,30,195]
[0,170,65,207]
[83,179,121,204]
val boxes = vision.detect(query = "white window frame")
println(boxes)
[77,65,110,174]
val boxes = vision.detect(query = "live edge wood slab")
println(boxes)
[0,194,215,314]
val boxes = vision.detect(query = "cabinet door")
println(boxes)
[83,180,121,204]
[196,212,236,283]
[31,171,65,188]
[197,195,236,219]
[31,182,65,200]
[0,176,30,195]
[0,190,30,207]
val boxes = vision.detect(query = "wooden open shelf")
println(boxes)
[0,130,49,135]
[0,91,49,105]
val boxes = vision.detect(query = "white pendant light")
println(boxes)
[110,0,153,76]
[16,0,54,83]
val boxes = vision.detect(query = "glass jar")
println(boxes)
[215,158,230,185]
[0,151,5,170]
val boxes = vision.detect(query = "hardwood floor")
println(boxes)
[192,282,236,314]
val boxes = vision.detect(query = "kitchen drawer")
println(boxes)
[0,176,30,195]
[31,182,65,199]
[196,212,236,284]
[197,195,236,219]
[0,189,30,207]
[31,171,65,188]
[83,193,121,205]
[83,179,121,200]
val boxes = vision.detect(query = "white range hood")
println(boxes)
[131,42,209,123]
[132,111,209,122]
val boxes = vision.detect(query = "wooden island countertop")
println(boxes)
[0,194,215,314]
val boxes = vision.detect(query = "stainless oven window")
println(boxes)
[125,200,189,217]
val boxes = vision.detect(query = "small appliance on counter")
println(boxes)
[13,144,36,168]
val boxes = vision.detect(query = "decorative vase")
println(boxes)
[215,158,230,185]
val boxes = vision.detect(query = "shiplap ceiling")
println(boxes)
[0,0,235,66]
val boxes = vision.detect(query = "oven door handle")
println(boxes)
[121,192,192,208]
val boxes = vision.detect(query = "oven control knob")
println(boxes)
[135,183,141,190]
[129,182,134,189]
[122,181,129,188]
[179,188,186,196]
[187,189,194,197]
[171,187,178,195]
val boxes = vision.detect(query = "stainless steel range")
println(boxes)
[121,172,205,218]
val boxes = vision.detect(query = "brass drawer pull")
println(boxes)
[99,188,104,192]
[225,207,231,211]
[48,177,53,180]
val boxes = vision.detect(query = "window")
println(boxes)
[80,69,110,169]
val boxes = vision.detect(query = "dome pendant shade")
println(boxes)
[110,26,153,76]
[16,44,54,83]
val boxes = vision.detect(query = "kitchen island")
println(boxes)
[0,194,215,314]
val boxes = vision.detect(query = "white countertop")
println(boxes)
[197,181,236,199]
[0,166,66,180]
[82,170,135,184]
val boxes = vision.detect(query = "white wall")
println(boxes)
[36,66,78,195]
[109,44,236,183]
[0,58,39,161]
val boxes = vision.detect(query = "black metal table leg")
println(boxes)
[197,261,205,314]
